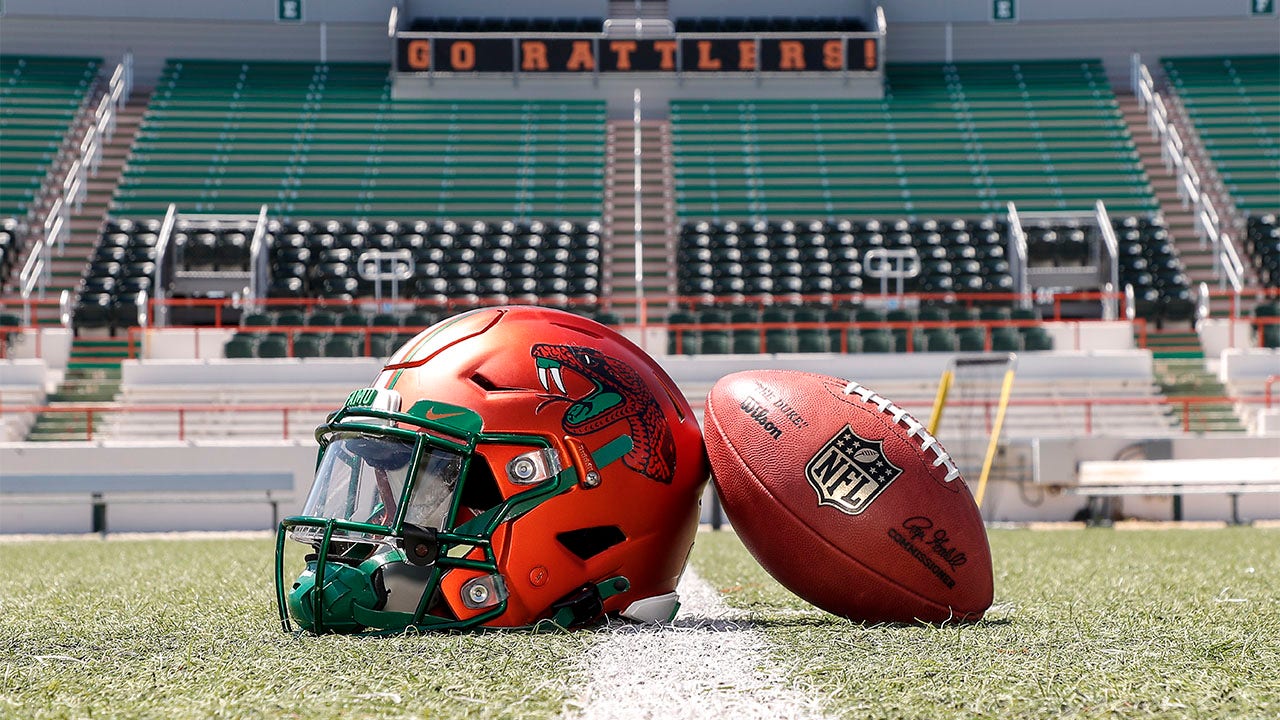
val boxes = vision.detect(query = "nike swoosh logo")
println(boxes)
[424,408,465,421]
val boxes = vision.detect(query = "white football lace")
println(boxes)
[842,380,961,483]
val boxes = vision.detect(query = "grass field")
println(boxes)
[1,527,1277,719]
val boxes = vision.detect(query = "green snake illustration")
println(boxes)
[531,343,677,484]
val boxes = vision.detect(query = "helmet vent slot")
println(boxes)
[552,320,603,339]
[556,526,626,561]
[469,372,521,392]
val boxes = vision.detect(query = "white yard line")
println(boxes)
[566,567,832,720]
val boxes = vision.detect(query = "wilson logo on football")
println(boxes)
[805,425,903,515]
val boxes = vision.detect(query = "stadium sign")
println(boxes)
[395,35,880,74]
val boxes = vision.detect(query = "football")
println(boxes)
[704,369,993,623]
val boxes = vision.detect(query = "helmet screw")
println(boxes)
[583,471,601,488]
[512,458,536,481]
[529,566,548,587]
[468,583,490,604]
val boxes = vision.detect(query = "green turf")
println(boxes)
[0,538,589,720]
[1,529,1277,719]
[690,528,1280,719]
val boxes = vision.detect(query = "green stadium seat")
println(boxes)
[860,330,894,353]
[957,327,987,352]
[293,336,323,358]
[257,336,289,358]
[224,334,257,359]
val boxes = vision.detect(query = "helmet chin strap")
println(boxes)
[544,575,631,630]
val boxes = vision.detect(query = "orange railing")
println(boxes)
[939,394,1273,435]
[0,403,333,441]
[1,396,1270,440]
[1197,287,1280,350]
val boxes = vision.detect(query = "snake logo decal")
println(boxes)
[531,343,677,484]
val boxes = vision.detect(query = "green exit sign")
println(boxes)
[992,0,1017,22]
[277,0,303,23]
[1252,0,1275,15]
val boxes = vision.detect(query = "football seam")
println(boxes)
[840,379,961,484]
[762,370,965,490]
[706,397,975,618]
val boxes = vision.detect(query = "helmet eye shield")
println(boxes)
[295,432,463,541]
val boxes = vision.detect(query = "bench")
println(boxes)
[0,470,295,533]
[1073,456,1280,525]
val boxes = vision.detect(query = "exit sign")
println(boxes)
[992,0,1017,23]
[1252,0,1275,15]
[277,0,303,23]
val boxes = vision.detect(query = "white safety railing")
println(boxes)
[59,289,72,327]
[1005,201,1030,308]
[1095,201,1121,321]
[18,53,133,323]
[151,204,179,328]
[1132,53,1243,299]
[248,204,271,304]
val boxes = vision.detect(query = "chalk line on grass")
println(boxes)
[565,567,831,720]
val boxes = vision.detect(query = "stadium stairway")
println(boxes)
[604,118,674,317]
[1117,93,1258,321]
[25,335,127,440]
[1151,356,1246,433]
[29,99,147,327]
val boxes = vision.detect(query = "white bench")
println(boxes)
[1074,456,1280,525]
[0,469,295,533]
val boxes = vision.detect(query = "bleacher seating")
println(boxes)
[668,215,1055,354]
[222,289,618,360]
[112,60,606,220]
[1245,214,1279,289]
[669,353,1175,440]
[1252,297,1280,349]
[1162,55,1279,216]
[671,60,1154,219]
[0,218,23,289]
[0,55,100,218]
[74,218,165,335]
[97,359,376,440]
[675,217,1010,302]
[669,210,1190,352]
[1110,215,1193,322]
[263,217,602,305]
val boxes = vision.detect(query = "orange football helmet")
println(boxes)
[275,305,708,633]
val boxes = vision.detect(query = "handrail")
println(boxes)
[248,204,270,304]
[1005,201,1030,308]
[36,287,1135,321]
[0,403,333,442]
[1196,281,1211,324]
[151,204,178,328]
[1094,200,1120,321]
[4,395,1267,440]
[1132,55,1243,299]
[125,314,1150,360]
[136,290,149,329]
[59,289,72,327]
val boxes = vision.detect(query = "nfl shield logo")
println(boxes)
[805,425,903,515]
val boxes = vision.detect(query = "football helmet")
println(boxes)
[275,305,709,634]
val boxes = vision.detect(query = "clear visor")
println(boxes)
[294,432,464,542]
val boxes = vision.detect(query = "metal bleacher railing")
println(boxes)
[1131,54,1245,299]
[17,53,133,324]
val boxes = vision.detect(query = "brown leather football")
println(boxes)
[704,369,993,623]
